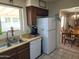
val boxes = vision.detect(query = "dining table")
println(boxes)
[61,32,79,44]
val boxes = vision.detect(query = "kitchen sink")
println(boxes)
[9,39,24,45]
[0,38,24,50]
[0,43,11,50]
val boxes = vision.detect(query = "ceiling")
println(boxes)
[43,0,56,2]
[61,7,79,13]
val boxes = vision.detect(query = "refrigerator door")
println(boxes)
[37,18,47,31]
[37,18,56,31]
[48,18,56,30]
[47,30,56,54]
[42,30,56,54]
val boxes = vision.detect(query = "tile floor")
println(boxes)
[38,48,79,59]
[61,44,79,53]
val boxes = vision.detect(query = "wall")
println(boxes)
[26,0,48,9]
[48,0,79,17]
[48,0,79,48]
[0,0,26,7]
[26,0,39,7]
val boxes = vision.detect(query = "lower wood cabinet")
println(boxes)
[17,43,30,59]
[0,43,30,59]
[0,38,42,59]
[7,53,17,59]
[17,48,29,59]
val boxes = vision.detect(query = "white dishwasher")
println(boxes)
[30,38,41,59]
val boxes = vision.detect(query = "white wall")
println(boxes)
[0,0,26,7]
[26,0,48,9]
[26,0,39,7]
[48,0,79,47]
[48,0,79,17]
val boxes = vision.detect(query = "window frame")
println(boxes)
[0,4,25,39]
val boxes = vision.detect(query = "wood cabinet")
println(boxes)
[17,48,29,59]
[0,43,30,59]
[37,8,48,16]
[17,43,30,59]
[0,47,17,59]
[26,6,48,26]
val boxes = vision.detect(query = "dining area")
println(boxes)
[62,27,79,47]
[60,24,79,53]
[60,7,79,52]
[61,17,79,48]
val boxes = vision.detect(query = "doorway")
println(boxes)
[60,7,79,53]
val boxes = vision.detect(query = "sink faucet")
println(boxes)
[6,27,14,43]
[6,27,22,44]
[6,31,11,46]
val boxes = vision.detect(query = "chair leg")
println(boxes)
[64,39,68,45]
[70,43,72,47]
[64,39,66,45]
[69,41,74,47]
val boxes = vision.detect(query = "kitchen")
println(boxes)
[0,0,56,59]
[0,0,79,59]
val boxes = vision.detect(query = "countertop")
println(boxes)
[0,34,41,53]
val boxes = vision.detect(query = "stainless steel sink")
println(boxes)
[0,42,11,50]
[0,38,24,50]
[9,39,24,45]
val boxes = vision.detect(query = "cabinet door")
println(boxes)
[17,43,30,59]
[26,6,37,26]
[26,6,48,26]
[37,8,48,16]
[30,38,41,59]
[0,43,30,59]
[17,48,30,59]
[0,53,17,59]
[8,53,17,59]
[0,48,17,59]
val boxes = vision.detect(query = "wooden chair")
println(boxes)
[64,34,76,47]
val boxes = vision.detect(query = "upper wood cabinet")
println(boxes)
[26,6,48,26]
[37,8,48,16]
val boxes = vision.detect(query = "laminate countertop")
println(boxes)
[0,34,41,53]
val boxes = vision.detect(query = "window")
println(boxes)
[0,5,24,34]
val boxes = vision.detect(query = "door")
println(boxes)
[48,30,56,54]
[17,48,30,59]
[48,18,56,30]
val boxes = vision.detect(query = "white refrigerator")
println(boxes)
[37,17,57,54]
